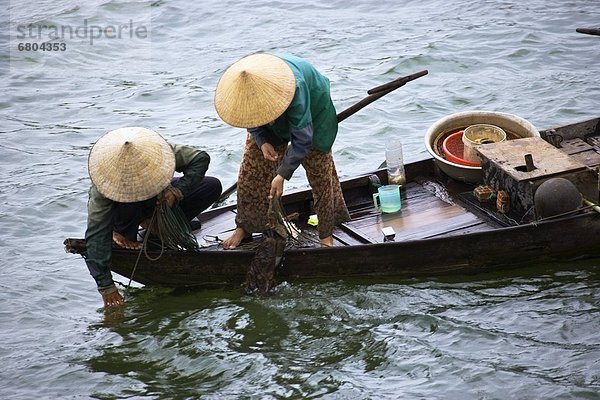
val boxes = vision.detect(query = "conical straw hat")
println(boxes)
[88,127,175,203]
[214,53,296,128]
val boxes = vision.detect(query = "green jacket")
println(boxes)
[249,54,338,179]
[84,144,210,293]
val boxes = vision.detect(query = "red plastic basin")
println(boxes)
[442,130,480,167]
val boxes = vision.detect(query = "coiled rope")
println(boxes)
[125,201,199,294]
[154,201,200,251]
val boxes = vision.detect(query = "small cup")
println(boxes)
[373,185,401,213]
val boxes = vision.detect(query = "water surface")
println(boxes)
[1,0,599,398]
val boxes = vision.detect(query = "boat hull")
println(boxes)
[107,212,600,287]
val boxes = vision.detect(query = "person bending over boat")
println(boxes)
[214,53,350,249]
[84,127,222,307]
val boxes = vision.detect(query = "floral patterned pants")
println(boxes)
[236,134,351,239]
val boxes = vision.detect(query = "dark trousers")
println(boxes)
[112,176,222,241]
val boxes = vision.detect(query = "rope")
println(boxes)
[536,203,598,222]
[124,206,160,299]
[143,207,165,262]
[123,201,199,299]
[154,201,200,251]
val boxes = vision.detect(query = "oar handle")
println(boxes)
[217,182,238,204]
[336,70,428,123]
[367,70,429,95]
[576,27,600,36]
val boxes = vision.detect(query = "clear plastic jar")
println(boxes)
[385,140,406,185]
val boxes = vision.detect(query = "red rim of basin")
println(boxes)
[442,130,480,167]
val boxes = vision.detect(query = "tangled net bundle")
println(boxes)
[153,202,199,251]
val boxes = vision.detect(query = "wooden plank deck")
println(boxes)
[341,181,490,244]
[196,179,494,248]
[196,209,237,242]
[560,137,600,167]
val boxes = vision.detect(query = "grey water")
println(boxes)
[1,0,599,398]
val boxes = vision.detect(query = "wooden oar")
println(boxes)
[366,70,429,95]
[215,70,429,204]
[337,70,428,122]
[576,27,600,36]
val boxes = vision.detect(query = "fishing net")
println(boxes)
[151,201,199,251]
[244,229,286,295]
[244,197,290,295]
[127,201,199,293]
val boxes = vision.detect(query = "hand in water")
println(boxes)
[102,290,124,308]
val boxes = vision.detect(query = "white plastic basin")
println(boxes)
[424,111,540,184]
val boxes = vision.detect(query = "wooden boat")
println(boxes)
[65,117,600,288]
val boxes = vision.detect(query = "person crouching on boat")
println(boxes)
[84,127,222,307]
[214,53,351,249]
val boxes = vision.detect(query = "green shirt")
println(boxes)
[268,54,338,152]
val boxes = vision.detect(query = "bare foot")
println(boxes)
[112,231,143,250]
[320,236,334,247]
[223,227,248,249]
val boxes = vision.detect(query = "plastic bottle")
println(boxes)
[385,140,406,186]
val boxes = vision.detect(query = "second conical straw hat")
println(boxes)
[88,127,175,203]
[214,53,296,128]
